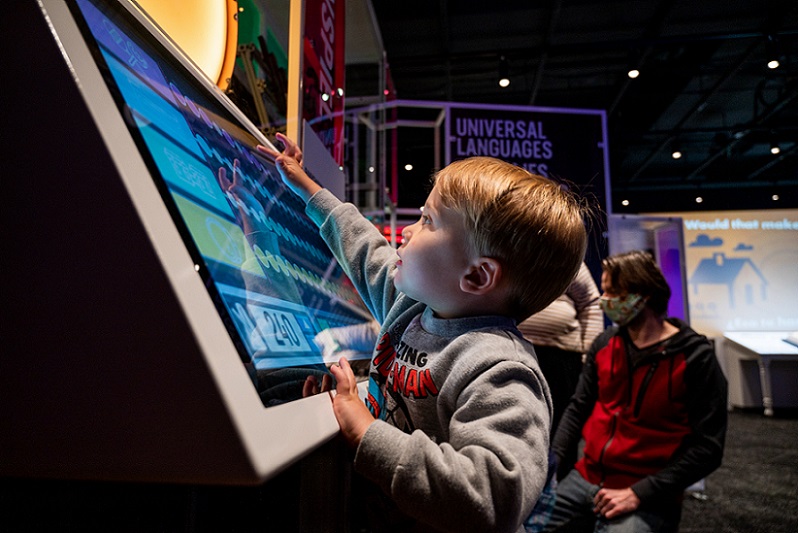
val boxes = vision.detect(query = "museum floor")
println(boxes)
[680,408,798,533]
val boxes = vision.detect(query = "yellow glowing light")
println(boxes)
[136,0,238,90]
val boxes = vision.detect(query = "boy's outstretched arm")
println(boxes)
[328,357,375,447]
[261,135,379,444]
[257,132,322,203]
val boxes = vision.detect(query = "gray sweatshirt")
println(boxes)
[307,189,552,533]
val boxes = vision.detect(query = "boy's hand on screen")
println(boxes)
[329,357,375,447]
[257,133,321,202]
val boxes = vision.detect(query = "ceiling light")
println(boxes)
[770,132,781,154]
[404,164,413,171]
[671,139,682,159]
[695,196,703,203]
[766,34,782,70]
[627,69,640,79]
[772,194,780,201]
[621,199,630,206]
[498,56,510,88]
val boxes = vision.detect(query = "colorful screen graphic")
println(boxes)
[69,0,373,404]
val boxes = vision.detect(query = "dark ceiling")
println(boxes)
[348,0,798,213]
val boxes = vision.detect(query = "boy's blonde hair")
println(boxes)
[434,157,587,322]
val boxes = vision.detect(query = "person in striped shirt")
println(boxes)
[518,262,602,436]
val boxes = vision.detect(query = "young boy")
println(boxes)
[261,133,587,533]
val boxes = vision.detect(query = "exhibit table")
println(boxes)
[723,331,798,416]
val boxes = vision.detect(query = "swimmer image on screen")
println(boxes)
[69,0,373,405]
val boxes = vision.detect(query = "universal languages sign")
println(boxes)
[446,103,607,188]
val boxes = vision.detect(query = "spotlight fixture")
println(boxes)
[766,34,782,69]
[498,56,510,88]
[769,132,781,155]
[670,138,682,159]
[626,49,643,80]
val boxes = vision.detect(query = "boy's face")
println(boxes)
[395,186,474,318]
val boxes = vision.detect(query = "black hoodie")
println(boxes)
[552,318,728,505]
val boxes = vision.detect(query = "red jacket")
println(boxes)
[552,319,728,504]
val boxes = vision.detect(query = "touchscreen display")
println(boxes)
[69,0,373,404]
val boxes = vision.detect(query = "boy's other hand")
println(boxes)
[302,373,333,398]
[328,357,375,448]
[257,132,321,202]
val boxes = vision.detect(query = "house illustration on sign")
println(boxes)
[689,252,768,308]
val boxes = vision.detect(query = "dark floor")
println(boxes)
[680,409,798,533]
[1,409,796,532]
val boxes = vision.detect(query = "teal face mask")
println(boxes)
[599,293,647,326]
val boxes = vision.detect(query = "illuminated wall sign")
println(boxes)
[654,209,798,336]
[447,103,608,187]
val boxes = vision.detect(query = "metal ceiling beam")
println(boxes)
[625,39,762,183]
[607,0,675,116]
[528,0,562,106]
[438,0,453,101]
[382,28,793,71]
[747,143,798,181]
[684,82,798,181]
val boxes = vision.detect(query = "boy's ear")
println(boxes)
[460,257,503,295]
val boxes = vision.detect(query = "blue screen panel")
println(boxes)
[69,0,373,405]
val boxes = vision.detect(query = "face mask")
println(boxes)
[600,293,647,326]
